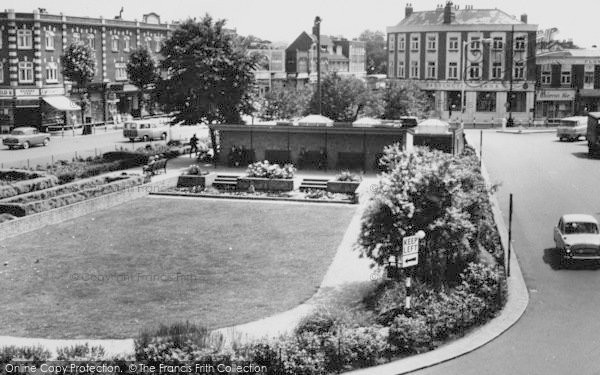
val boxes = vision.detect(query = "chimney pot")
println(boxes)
[520,14,528,24]
[405,3,414,18]
[443,1,454,24]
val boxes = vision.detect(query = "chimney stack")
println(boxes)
[405,3,413,18]
[444,1,455,24]
[520,14,528,24]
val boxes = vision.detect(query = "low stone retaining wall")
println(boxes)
[0,176,178,242]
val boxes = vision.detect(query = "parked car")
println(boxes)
[399,116,419,128]
[2,127,50,149]
[123,119,169,142]
[557,116,588,142]
[554,214,600,266]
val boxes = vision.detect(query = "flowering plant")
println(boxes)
[246,160,295,179]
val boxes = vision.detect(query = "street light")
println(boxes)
[313,16,322,115]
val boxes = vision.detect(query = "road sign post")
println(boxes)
[402,231,425,310]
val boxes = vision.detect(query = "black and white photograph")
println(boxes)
[0,0,599,374]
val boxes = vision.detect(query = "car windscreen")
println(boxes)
[10,130,25,135]
[564,222,599,234]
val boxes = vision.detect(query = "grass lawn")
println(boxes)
[0,197,356,339]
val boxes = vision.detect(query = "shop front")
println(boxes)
[535,89,576,119]
[579,89,600,113]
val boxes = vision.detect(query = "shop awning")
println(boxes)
[580,89,600,98]
[43,96,81,111]
[123,84,139,93]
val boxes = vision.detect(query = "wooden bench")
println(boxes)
[298,150,327,170]
[143,158,167,175]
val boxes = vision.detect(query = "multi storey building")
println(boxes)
[387,2,538,124]
[247,47,286,96]
[535,49,600,119]
[285,31,366,86]
[0,9,170,131]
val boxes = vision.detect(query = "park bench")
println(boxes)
[298,150,327,170]
[143,158,167,175]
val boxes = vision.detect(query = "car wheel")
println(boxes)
[143,135,149,142]
[7,146,13,150]
[161,133,167,140]
[129,138,135,142]
[22,141,30,149]
[43,138,50,146]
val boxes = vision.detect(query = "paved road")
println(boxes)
[413,130,600,375]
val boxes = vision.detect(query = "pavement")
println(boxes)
[495,126,557,134]
[0,152,530,371]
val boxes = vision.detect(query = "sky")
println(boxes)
[2,0,600,48]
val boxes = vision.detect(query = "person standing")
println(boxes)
[189,133,199,157]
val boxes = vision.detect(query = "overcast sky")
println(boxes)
[3,0,599,48]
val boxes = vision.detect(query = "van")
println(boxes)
[557,116,588,142]
[123,119,170,142]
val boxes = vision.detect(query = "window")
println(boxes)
[476,92,496,112]
[584,71,595,89]
[427,35,437,51]
[469,62,481,79]
[388,34,396,51]
[514,36,526,51]
[397,61,405,78]
[0,30,2,49]
[18,61,34,83]
[87,34,95,49]
[510,92,527,112]
[72,32,80,44]
[410,36,419,51]
[112,36,119,52]
[470,37,481,51]
[410,60,419,78]
[154,37,161,53]
[388,62,395,77]
[492,37,503,50]
[124,36,131,52]
[448,37,459,51]
[492,62,503,79]
[426,61,436,78]
[540,64,551,85]
[46,62,58,83]
[514,62,525,80]
[115,63,127,81]
[561,70,571,85]
[398,36,405,51]
[447,91,462,111]
[448,62,458,80]
[17,29,33,49]
[45,31,55,50]
[0,62,3,83]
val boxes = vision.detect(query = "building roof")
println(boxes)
[397,8,524,26]
[537,48,600,59]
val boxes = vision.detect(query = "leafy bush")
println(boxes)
[0,172,58,199]
[296,310,339,336]
[336,171,362,182]
[388,315,432,354]
[0,169,45,183]
[0,213,16,223]
[279,332,327,375]
[246,161,295,179]
[323,327,388,372]
[0,175,144,217]
[56,343,106,361]
[0,345,51,366]
[184,165,208,176]
[458,262,506,317]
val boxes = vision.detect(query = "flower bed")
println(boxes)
[0,169,58,199]
[0,175,144,217]
[177,165,215,188]
[327,171,362,194]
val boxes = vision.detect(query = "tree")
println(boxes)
[358,30,387,75]
[382,80,433,120]
[308,74,372,122]
[61,43,96,125]
[127,46,159,117]
[155,15,257,152]
[256,85,313,121]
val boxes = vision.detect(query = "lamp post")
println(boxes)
[313,16,322,115]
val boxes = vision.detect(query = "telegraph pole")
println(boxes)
[313,16,322,115]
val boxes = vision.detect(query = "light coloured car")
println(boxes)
[123,119,169,142]
[557,116,588,142]
[2,127,50,150]
[554,214,600,266]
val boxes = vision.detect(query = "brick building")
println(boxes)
[285,31,366,86]
[0,9,170,131]
[387,2,538,125]
[535,49,600,119]
[247,47,286,96]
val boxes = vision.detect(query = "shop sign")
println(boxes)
[418,81,532,92]
[0,89,14,97]
[41,87,65,96]
[537,90,575,101]
[15,88,40,97]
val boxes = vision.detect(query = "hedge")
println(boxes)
[0,175,144,217]
[0,169,58,199]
